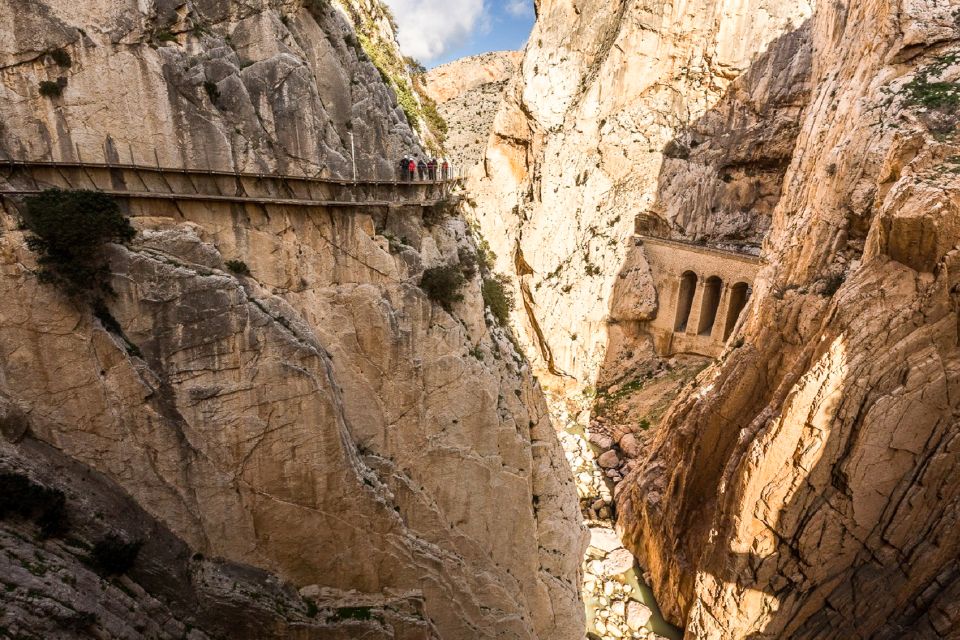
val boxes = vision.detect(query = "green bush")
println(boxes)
[39,80,63,98]
[329,607,373,622]
[50,49,72,68]
[153,29,178,43]
[902,54,960,109]
[225,259,251,276]
[420,265,465,311]
[90,534,142,575]
[0,473,68,538]
[482,275,514,326]
[23,189,135,297]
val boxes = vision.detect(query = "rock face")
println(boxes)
[425,51,523,171]
[614,0,960,637]
[0,1,587,638]
[468,0,960,636]
[467,0,812,385]
[0,0,419,178]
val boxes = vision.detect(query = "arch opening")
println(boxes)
[674,271,698,332]
[697,276,723,336]
[723,282,752,340]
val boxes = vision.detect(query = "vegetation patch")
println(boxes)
[420,265,465,311]
[22,189,135,298]
[344,8,447,151]
[49,49,72,68]
[329,606,374,622]
[38,80,63,98]
[225,259,251,276]
[0,473,68,538]
[482,275,515,326]
[902,53,960,109]
[90,535,142,575]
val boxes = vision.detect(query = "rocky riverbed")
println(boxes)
[553,403,682,640]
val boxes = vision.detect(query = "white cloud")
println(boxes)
[383,0,486,63]
[504,0,533,17]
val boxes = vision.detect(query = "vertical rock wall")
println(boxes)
[617,0,960,636]
[467,0,812,385]
[0,1,588,638]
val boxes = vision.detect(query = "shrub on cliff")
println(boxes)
[420,265,465,311]
[23,189,135,297]
[90,534,142,575]
[225,259,251,276]
[38,80,63,98]
[0,473,68,538]
[482,275,515,326]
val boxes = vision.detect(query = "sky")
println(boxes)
[381,0,536,68]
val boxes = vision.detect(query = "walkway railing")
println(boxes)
[0,160,463,209]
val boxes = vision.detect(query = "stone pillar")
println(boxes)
[710,284,733,343]
[684,276,706,336]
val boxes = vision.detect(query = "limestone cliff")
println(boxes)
[467,0,812,385]
[0,0,419,177]
[469,0,960,635]
[425,51,522,171]
[617,0,960,635]
[0,1,586,638]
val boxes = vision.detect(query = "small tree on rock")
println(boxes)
[22,189,135,298]
[420,265,465,312]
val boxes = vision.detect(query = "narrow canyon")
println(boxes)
[0,0,958,638]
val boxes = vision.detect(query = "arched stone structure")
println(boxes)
[723,282,752,340]
[697,276,723,336]
[674,271,698,331]
[635,235,761,357]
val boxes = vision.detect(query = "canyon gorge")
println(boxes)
[0,0,958,639]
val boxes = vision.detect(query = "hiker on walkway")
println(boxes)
[417,158,427,181]
[408,157,416,181]
[442,159,450,180]
[428,158,437,181]
[399,156,409,181]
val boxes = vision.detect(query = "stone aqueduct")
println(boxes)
[635,216,761,359]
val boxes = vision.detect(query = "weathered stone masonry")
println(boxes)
[637,231,760,358]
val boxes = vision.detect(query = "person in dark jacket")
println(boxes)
[399,156,409,181]
[427,158,436,181]
[417,158,427,181]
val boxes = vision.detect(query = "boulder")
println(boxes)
[597,450,620,469]
[602,549,635,576]
[589,527,623,553]
[626,600,653,630]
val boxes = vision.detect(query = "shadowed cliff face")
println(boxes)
[0,1,588,638]
[615,0,960,634]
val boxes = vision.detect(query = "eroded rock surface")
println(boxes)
[425,51,522,170]
[616,0,960,637]
[0,1,587,638]
[467,0,812,384]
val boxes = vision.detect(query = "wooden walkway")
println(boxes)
[0,160,461,209]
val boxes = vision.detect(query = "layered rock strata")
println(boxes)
[467,0,813,385]
[0,0,587,638]
[617,0,960,636]
[425,51,523,171]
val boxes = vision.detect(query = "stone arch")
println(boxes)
[723,281,752,340]
[674,271,698,332]
[697,276,723,336]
